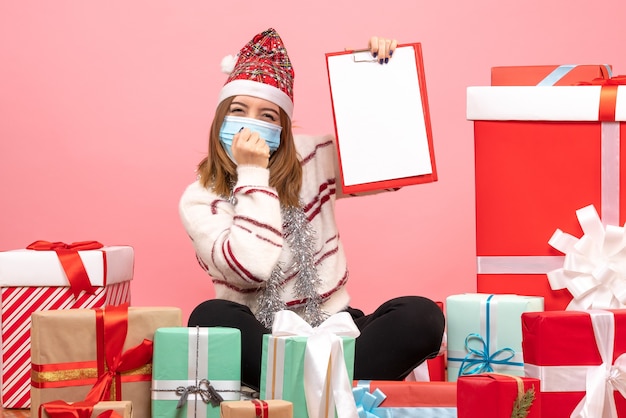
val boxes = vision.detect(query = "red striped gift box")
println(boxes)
[0,243,133,408]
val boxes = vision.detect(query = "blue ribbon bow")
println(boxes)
[353,386,387,418]
[458,332,522,376]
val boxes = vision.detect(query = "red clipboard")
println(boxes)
[325,43,437,194]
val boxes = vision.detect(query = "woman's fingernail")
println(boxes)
[379,59,384,65]
[385,57,389,64]
[372,52,378,58]
[239,127,244,132]
[389,50,393,57]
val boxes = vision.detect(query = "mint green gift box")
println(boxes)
[260,334,355,418]
[446,293,543,382]
[151,327,241,418]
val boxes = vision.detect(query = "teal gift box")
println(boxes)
[446,293,543,382]
[151,326,242,418]
[259,311,358,418]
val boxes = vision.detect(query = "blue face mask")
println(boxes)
[219,115,283,160]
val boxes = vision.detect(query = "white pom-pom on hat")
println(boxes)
[220,54,237,74]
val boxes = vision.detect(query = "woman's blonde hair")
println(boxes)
[197,97,302,207]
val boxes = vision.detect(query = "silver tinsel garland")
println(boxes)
[255,203,326,328]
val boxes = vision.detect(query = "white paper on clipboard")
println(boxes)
[326,45,433,187]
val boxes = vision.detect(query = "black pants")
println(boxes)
[188,296,445,390]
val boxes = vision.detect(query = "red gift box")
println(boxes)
[491,64,612,86]
[457,373,541,418]
[354,380,457,416]
[522,310,626,417]
[0,242,133,408]
[467,79,626,310]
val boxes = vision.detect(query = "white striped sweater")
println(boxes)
[179,134,350,316]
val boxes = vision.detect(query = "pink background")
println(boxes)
[2,1,625,323]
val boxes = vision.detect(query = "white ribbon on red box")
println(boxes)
[547,205,626,310]
[525,310,626,418]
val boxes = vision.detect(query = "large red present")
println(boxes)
[467,76,626,310]
[0,241,133,408]
[353,380,457,417]
[29,304,182,418]
[491,64,612,86]
[457,373,541,418]
[522,309,626,417]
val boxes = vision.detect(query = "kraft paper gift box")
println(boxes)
[522,309,626,418]
[491,64,612,86]
[151,326,241,418]
[39,400,133,418]
[260,310,358,418]
[446,293,543,382]
[0,241,133,408]
[467,78,626,310]
[220,400,293,418]
[457,373,541,418]
[29,304,182,418]
[353,380,457,417]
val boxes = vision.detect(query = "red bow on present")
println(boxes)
[83,303,154,403]
[27,240,104,299]
[577,75,626,121]
[40,400,124,418]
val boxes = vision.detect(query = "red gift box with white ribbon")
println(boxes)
[467,75,626,310]
[522,309,626,417]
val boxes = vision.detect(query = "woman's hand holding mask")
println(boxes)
[231,127,271,168]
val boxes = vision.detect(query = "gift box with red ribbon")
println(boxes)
[491,64,612,86]
[29,304,182,418]
[457,373,541,418]
[220,400,293,418]
[522,309,626,417]
[467,71,626,310]
[39,400,133,418]
[353,380,457,417]
[0,241,134,408]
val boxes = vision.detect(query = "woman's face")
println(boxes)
[227,95,282,126]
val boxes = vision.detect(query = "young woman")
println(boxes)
[179,28,445,390]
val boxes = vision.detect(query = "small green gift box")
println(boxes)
[260,311,358,418]
[151,326,241,418]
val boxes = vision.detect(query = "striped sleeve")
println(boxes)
[179,166,284,288]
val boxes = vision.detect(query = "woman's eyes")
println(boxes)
[261,113,277,122]
[228,108,277,122]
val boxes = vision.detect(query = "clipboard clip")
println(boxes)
[349,48,378,63]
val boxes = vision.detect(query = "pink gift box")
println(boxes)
[0,244,133,408]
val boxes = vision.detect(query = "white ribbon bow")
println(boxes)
[272,310,361,418]
[547,204,626,310]
[570,311,626,418]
